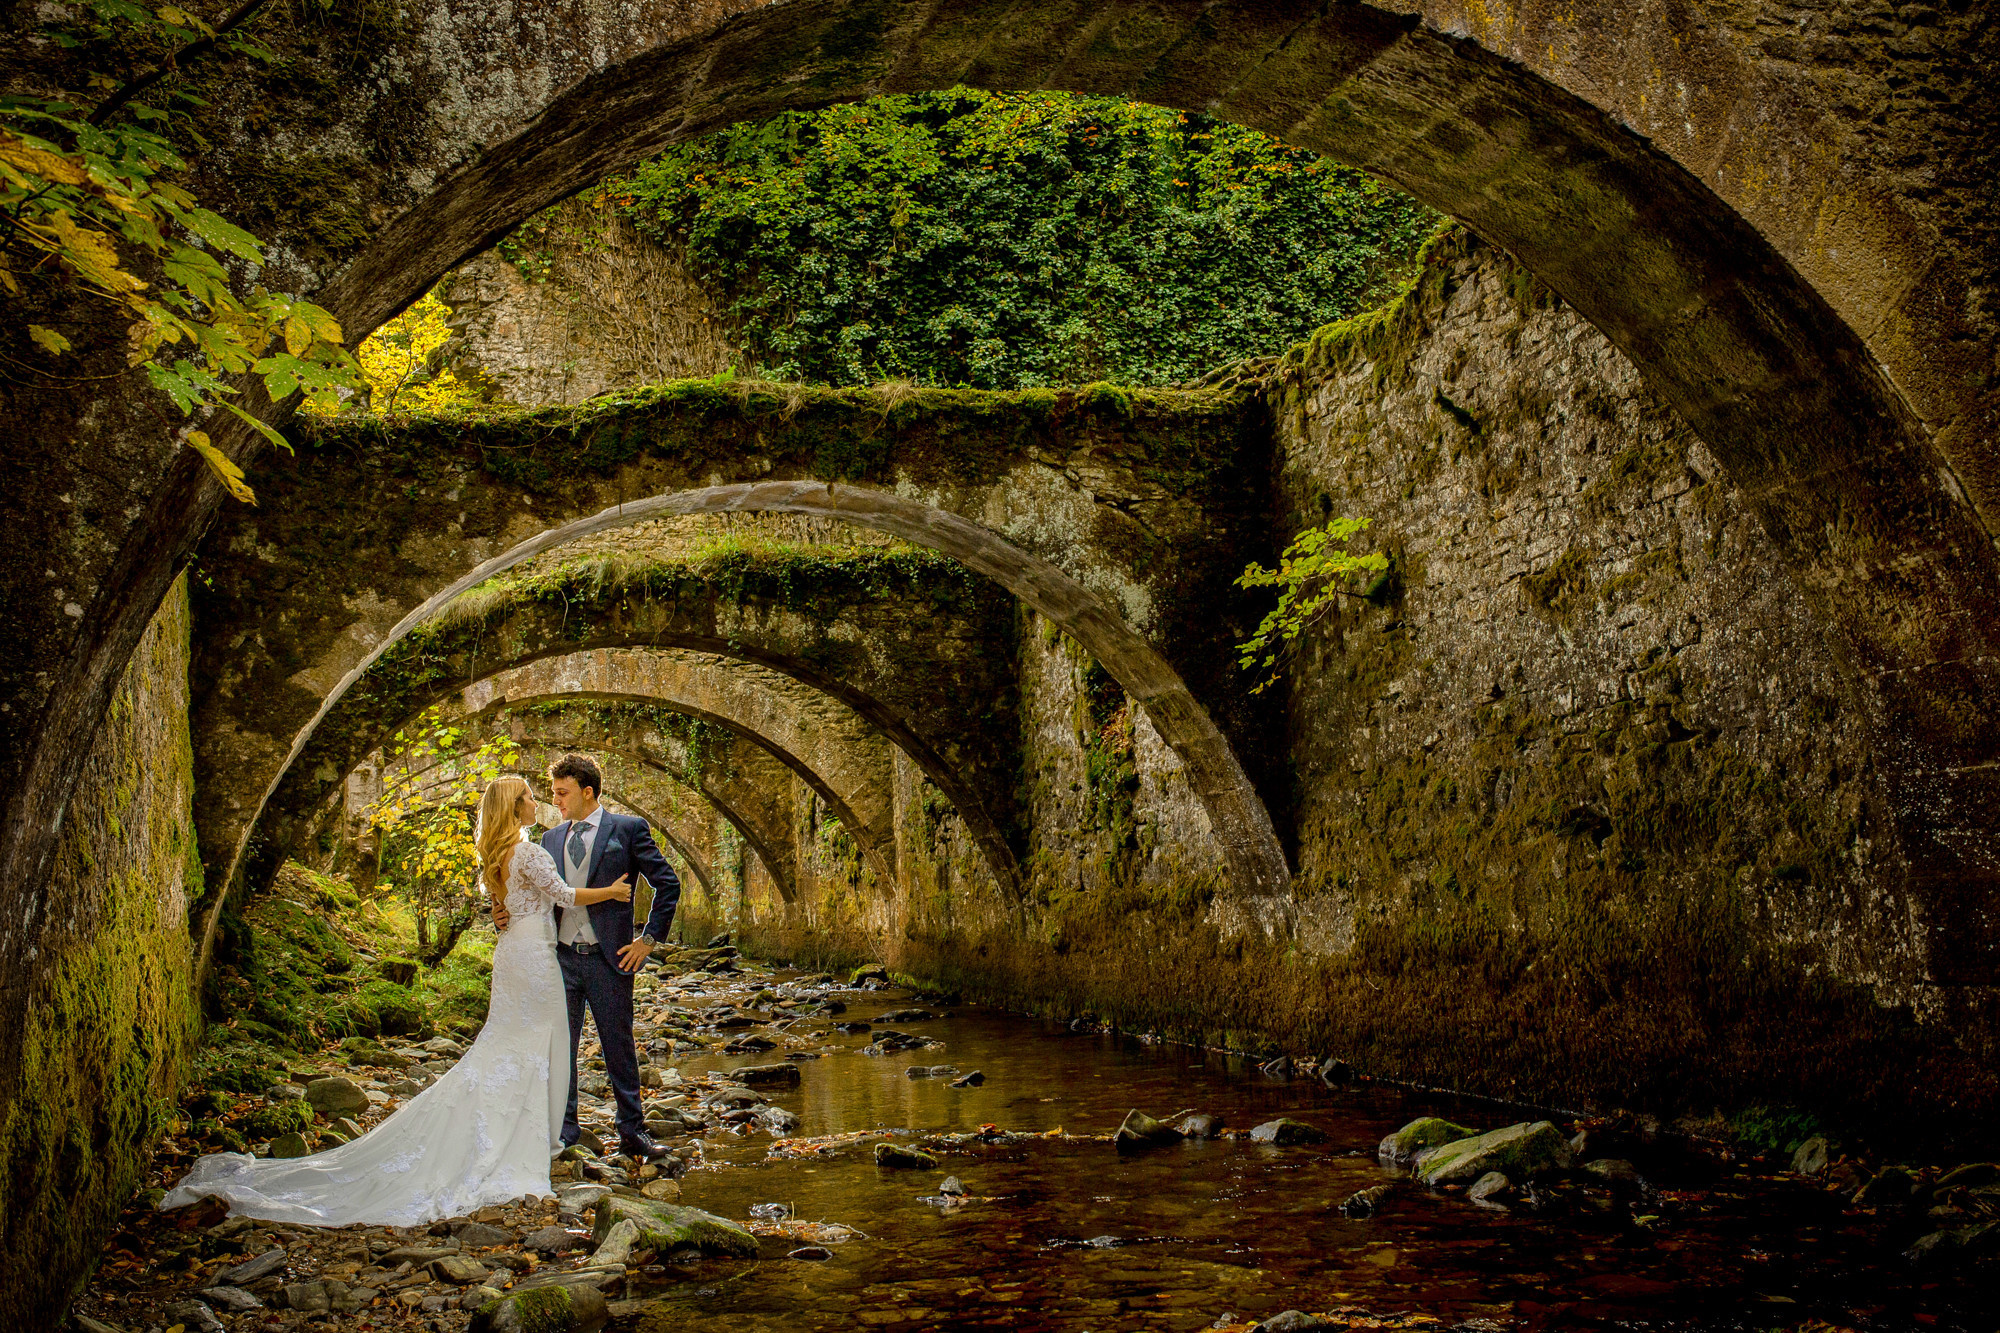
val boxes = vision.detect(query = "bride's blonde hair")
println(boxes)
[478,775,533,900]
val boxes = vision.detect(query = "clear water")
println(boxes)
[623,969,1994,1332]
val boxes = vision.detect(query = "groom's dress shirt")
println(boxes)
[557,808,606,946]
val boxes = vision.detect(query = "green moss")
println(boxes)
[491,1284,573,1333]
[0,578,201,1322]
[1520,546,1592,624]
[240,1101,313,1140]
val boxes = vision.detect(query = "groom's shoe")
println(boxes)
[619,1130,671,1162]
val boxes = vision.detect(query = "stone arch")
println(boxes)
[200,484,1287,958]
[11,0,1999,1071]
[500,733,799,902]
[463,648,898,889]
[211,549,1027,965]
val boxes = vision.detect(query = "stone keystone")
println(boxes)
[588,1196,757,1258]
[1414,1120,1573,1186]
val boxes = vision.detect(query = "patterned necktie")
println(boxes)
[567,820,588,873]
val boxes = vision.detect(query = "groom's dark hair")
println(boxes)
[549,752,602,799]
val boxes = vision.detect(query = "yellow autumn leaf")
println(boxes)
[157,4,192,24]
[0,133,89,186]
[27,324,70,355]
[185,430,257,505]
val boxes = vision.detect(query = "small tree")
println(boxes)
[1235,517,1390,693]
[366,708,522,965]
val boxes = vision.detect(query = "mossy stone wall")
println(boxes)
[0,578,200,1322]
[728,237,1997,1144]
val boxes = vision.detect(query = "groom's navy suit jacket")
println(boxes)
[540,811,680,952]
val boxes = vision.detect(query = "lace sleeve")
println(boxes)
[514,842,577,908]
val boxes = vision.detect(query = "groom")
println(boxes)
[495,752,680,1160]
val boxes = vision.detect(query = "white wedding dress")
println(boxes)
[161,840,575,1226]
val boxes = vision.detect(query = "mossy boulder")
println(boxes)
[1379,1117,1479,1164]
[1414,1120,1573,1186]
[376,957,420,985]
[471,1283,608,1333]
[357,980,425,1036]
[241,1101,314,1140]
[588,1196,756,1258]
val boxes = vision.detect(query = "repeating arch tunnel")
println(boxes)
[6,2,1999,1324]
[2,0,1989,1058]
[208,532,1043,970]
[465,649,904,891]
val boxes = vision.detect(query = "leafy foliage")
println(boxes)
[349,289,476,415]
[1235,518,1391,692]
[367,706,522,964]
[1,0,359,501]
[600,89,1438,389]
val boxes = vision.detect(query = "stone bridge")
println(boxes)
[214,544,1024,964]
[2,2,1997,1320]
[464,648,902,890]
[7,0,1993,966]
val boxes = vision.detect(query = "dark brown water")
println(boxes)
[627,970,1995,1333]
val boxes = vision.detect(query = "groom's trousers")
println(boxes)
[556,941,645,1144]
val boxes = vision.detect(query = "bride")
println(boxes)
[160,776,631,1226]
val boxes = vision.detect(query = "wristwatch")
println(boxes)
[636,933,657,948]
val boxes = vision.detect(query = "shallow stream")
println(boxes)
[619,965,1988,1332]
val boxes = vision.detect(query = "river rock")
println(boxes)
[1318,1058,1354,1086]
[269,1131,311,1159]
[163,1299,226,1332]
[950,1070,984,1087]
[1378,1117,1478,1164]
[640,1177,683,1201]
[588,1218,642,1267]
[1468,1171,1513,1204]
[523,1225,583,1255]
[757,1106,801,1135]
[874,1142,940,1169]
[788,1245,833,1260]
[878,1009,934,1022]
[1855,1165,1915,1206]
[1584,1158,1644,1192]
[431,1254,491,1283]
[590,1196,758,1257]
[1258,1054,1293,1080]
[451,1221,515,1248]
[733,1063,800,1086]
[1340,1184,1395,1218]
[1174,1113,1225,1139]
[215,1249,288,1286]
[203,1285,262,1311]
[279,1281,331,1312]
[1249,1118,1327,1146]
[1790,1136,1830,1176]
[471,1283,610,1333]
[305,1076,369,1117]
[1256,1311,1335,1331]
[1415,1120,1573,1186]
[850,964,890,985]
[559,1184,613,1213]
[1115,1109,1183,1152]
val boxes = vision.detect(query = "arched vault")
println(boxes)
[463,648,898,889]
[206,548,1026,967]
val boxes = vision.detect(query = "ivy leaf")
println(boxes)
[184,429,256,504]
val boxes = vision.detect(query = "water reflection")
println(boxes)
[624,973,1982,1331]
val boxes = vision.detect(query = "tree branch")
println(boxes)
[87,0,269,129]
